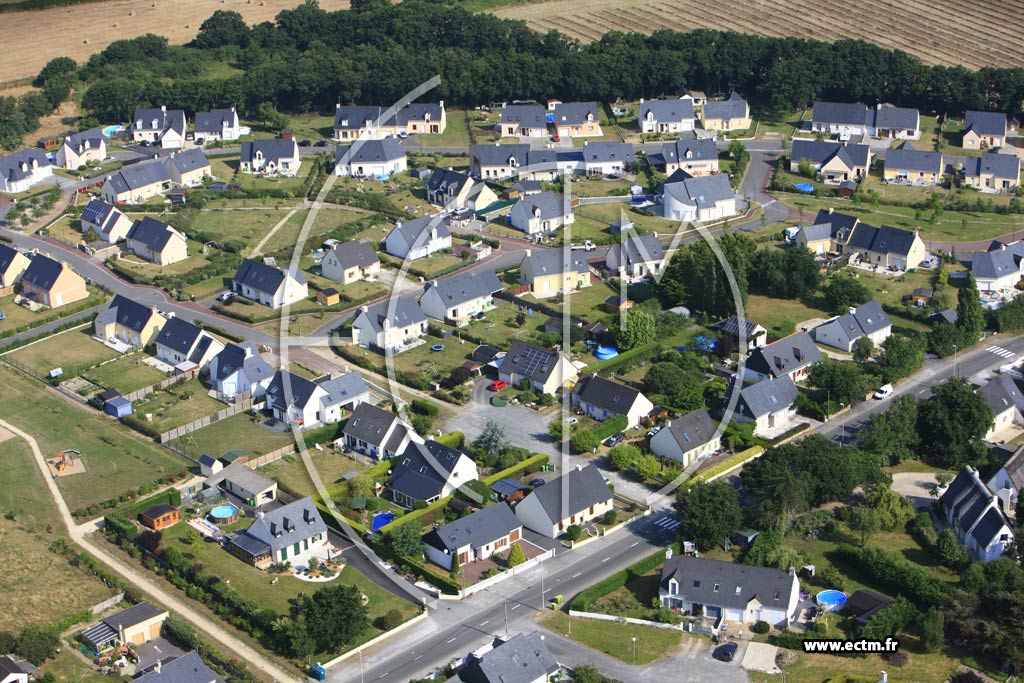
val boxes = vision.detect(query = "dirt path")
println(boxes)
[249,207,299,258]
[0,418,300,683]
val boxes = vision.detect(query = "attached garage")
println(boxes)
[82,602,168,654]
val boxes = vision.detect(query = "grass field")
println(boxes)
[262,207,369,255]
[412,108,473,147]
[0,367,189,513]
[541,610,684,664]
[82,353,168,394]
[745,294,831,335]
[0,290,107,337]
[190,208,294,247]
[170,412,296,459]
[40,651,125,683]
[6,329,120,378]
[0,437,61,531]
[259,451,364,498]
[133,378,225,433]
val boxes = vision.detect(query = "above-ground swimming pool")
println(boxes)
[209,504,240,525]
[595,346,620,360]
[371,512,395,532]
[816,589,848,612]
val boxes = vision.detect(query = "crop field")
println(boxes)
[490,0,1024,70]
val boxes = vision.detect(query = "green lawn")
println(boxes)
[379,252,469,279]
[114,251,210,280]
[5,329,120,378]
[412,109,472,147]
[0,289,108,337]
[390,338,474,383]
[209,155,315,192]
[43,214,85,244]
[570,177,634,198]
[191,208,293,247]
[0,437,62,531]
[131,378,226,433]
[170,412,296,460]
[520,280,621,323]
[259,451,365,498]
[542,611,685,664]
[262,207,369,255]
[280,114,336,142]
[0,368,190,515]
[745,294,831,336]
[82,352,168,394]
[42,651,128,683]
[573,203,677,238]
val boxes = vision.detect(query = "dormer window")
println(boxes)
[713,583,720,593]
[735,586,742,596]
[692,580,700,588]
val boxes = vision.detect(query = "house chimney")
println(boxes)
[665,548,673,560]
[160,105,166,112]
[438,100,444,110]
[360,305,369,314]
[525,249,531,257]
[431,280,439,288]
[878,672,888,683]
[640,98,645,104]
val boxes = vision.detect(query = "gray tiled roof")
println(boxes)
[64,128,105,153]
[106,160,170,194]
[661,138,718,165]
[732,376,799,419]
[240,139,297,165]
[572,374,644,415]
[639,99,695,123]
[357,297,426,333]
[243,497,326,553]
[661,556,797,611]
[663,408,717,451]
[127,217,181,252]
[798,223,835,242]
[133,107,185,135]
[20,254,66,291]
[343,402,401,444]
[233,259,305,296]
[98,295,154,334]
[815,300,891,348]
[872,105,919,132]
[422,502,520,554]
[424,269,502,308]
[316,371,368,410]
[165,148,209,174]
[334,105,385,130]
[702,92,747,122]
[846,223,919,257]
[523,248,589,277]
[813,209,859,236]
[101,602,166,631]
[0,243,24,275]
[155,317,205,354]
[458,633,559,683]
[470,143,531,169]
[582,141,634,165]
[965,110,1008,137]
[978,374,1024,415]
[812,101,869,127]
[885,145,943,174]
[500,105,547,128]
[427,168,472,198]
[524,463,612,519]
[553,102,598,126]
[390,215,451,251]
[606,233,663,272]
[964,152,1020,180]
[133,652,218,683]
[0,149,51,186]
[193,108,237,135]
[790,139,870,168]
[265,369,321,411]
[661,171,735,208]
[206,461,276,494]
[336,138,405,165]
[514,191,568,221]
[210,342,272,384]
[330,240,379,270]
[745,331,823,379]
[389,440,468,501]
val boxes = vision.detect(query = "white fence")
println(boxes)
[568,609,713,635]
[91,592,126,615]
[458,547,556,598]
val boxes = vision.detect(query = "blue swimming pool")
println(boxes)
[595,346,619,360]
[816,589,848,612]
[371,511,395,531]
[209,504,239,524]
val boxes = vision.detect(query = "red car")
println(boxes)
[488,380,509,392]
[551,135,561,142]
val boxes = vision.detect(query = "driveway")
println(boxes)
[891,471,940,509]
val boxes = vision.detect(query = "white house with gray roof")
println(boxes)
[419,270,502,325]
[940,466,1014,562]
[154,317,224,370]
[971,242,1024,292]
[870,104,921,140]
[426,169,498,211]
[204,461,278,506]
[605,233,665,282]
[790,139,872,184]
[229,497,327,568]
[56,128,106,170]
[351,298,428,354]
[458,633,560,683]
[80,199,133,243]
[321,240,380,284]
[812,300,892,353]
[500,105,548,138]
[133,651,218,683]
[387,440,478,507]
[581,141,634,176]
[101,160,171,204]
[654,138,720,176]
[240,139,300,176]
[131,106,186,148]
[650,408,721,465]
[385,216,452,260]
[469,143,531,180]
[509,192,573,235]
[0,149,53,193]
[744,331,822,384]
[571,374,653,429]
[883,143,944,184]
[422,502,521,570]
[342,402,421,460]
[987,444,1024,519]
[638,98,696,134]
[978,374,1024,441]
[710,316,767,349]
[231,259,308,308]
[730,376,800,437]
[264,369,368,428]
[334,139,407,177]
[514,463,613,538]
[193,107,240,142]
[659,170,737,223]
[811,101,871,138]
[208,342,274,399]
[498,339,577,395]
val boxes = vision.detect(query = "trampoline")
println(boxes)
[816,589,848,612]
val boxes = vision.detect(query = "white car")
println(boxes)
[566,417,579,425]
[873,384,894,400]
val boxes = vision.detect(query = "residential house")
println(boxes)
[971,242,1024,292]
[56,128,106,170]
[0,657,28,683]
[81,603,168,654]
[605,233,665,283]
[498,339,578,395]
[0,244,29,288]
[321,240,380,284]
[500,105,548,138]
[231,259,308,308]
[334,139,407,177]
[986,444,1024,518]
[398,102,447,135]
[264,369,367,428]
[743,331,823,383]
[650,408,720,466]
[387,440,479,507]
[710,315,767,349]
[193,107,240,142]
[810,101,870,138]
[883,143,944,184]
[125,217,188,266]
[552,102,602,137]
[508,192,574,235]
[162,148,210,187]
[341,402,422,460]
[385,216,452,260]
[962,153,1020,192]
[795,222,835,254]
[139,503,179,531]
[655,139,720,176]
[207,342,274,399]
[516,147,583,181]
[419,269,502,325]
[680,89,708,107]
[978,374,1024,441]
[423,502,522,570]
[659,554,801,627]
[581,141,634,176]
[154,317,224,369]
[18,254,87,308]
[133,652,218,683]
[638,98,696,134]
[939,466,1014,562]
[699,93,750,131]
[426,169,498,211]
[514,463,613,538]
[333,105,387,141]
[239,139,300,175]
[80,199,133,243]
[204,461,278,505]
[228,497,327,568]
[101,160,172,204]
[520,248,591,297]
[571,374,654,429]
[963,111,1008,149]
[789,139,872,184]
[351,298,428,355]
[332,102,446,140]
[458,633,560,683]
[812,300,892,353]
[658,170,737,223]
[844,222,927,270]
[94,294,167,347]
[871,104,921,140]
[0,149,53,193]
[131,106,186,148]
[469,144,531,180]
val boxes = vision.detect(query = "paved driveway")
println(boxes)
[891,471,941,509]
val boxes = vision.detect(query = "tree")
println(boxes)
[956,273,984,346]
[348,475,374,499]
[257,102,289,131]
[607,444,641,471]
[570,429,599,454]
[506,543,527,567]
[33,56,76,87]
[192,10,251,49]
[515,312,527,327]
[566,525,582,541]
[448,365,472,387]
[920,607,945,653]
[853,336,875,362]
[876,333,926,383]
[634,454,661,481]
[928,319,961,357]
[289,584,368,653]
[823,273,871,312]
[935,528,963,568]
[849,506,879,546]
[572,666,622,683]
[656,233,754,318]
[917,378,994,468]
[386,523,423,559]
[603,509,618,525]
[473,419,507,456]
[866,482,914,530]
[15,627,59,665]
[616,307,656,351]
[548,419,570,442]
[674,481,742,551]
[750,247,820,299]
[808,359,869,406]
[859,395,920,464]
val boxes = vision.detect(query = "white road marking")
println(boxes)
[630,541,640,548]
[413,655,423,661]
[572,572,582,578]
[480,620,489,626]
[446,637,458,644]
[601,557,610,563]
[511,604,520,610]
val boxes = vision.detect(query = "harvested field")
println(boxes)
[0,0,350,85]
[491,0,1024,69]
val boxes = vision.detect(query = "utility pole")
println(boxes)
[358,650,364,683]
[504,602,509,637]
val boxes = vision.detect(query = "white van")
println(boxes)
[873,384,894,400]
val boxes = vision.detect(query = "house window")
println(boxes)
[713,583,720,593]
[693,580,700,588]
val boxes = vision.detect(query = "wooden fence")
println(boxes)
[158,397,260,443]
[123,368,198,403]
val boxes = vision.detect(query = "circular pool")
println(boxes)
[595,346,620,360]
[431,344,445,352]
[209,504,239,525]
[815,589,848,612]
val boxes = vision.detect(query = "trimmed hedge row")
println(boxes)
[572,542,679,611]
[483,453,550,485]
[836,545,947,607]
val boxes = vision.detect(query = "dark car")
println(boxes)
[298,140,312,147]
[714,642,738,662]
[604,433,625,447]
[529,478,545,488]
[314,140,328,148]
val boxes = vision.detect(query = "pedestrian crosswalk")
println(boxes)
[652,515,681,532]
[987,345,1016,359]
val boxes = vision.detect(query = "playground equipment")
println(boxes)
[55,449,81,473]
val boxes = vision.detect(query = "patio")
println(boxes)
[458,538,548,584]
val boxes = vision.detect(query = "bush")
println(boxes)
[410,399,439,417]
[603,510,618,526]
[570,430,600,454]
[375,609,404,631]
[506,543,527,567]
[840,545,945,606]
[656,608,682,625]
[751,620,770,634]
[566,525,582,541]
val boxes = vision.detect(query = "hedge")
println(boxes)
[579,415,629,444]
[837,545,946,607]
[434,431,465,449]
[103,512,137,539]
[484,453,550,485]
[682,446,763,490]
[194,321,244,344]
[121,488,182,520]
[572,542,679,611]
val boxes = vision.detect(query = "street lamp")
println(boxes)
[632,637,637,664]
[358,649,364,683]
[953,344,958,379]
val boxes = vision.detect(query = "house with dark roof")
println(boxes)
[710,316,767,350]
[342,402,421,460]
[154,317,224,369]
[653,138,719,176]
[660,553,801,626]
[469,143,531,180]
[419,270,502,325]
[0,243,30,288]
[321,240,380,285]
[659,169,737,223]
[207,342,274,399]
[333,105,388,141]
[19,254,87,308]
[552,102,601,137]
[125,217,188,266]
[203,461,278,505]
[385,215,452,260]
[730,376,800,437]
[426,169,498,211]
[963,110,1008,149]
[844,222,927,271]
[0,149,52,193]
[650,408,721,465]
[131,106,186,148]
[94,294,167,348]
[870,104,921,140]
[971,241,1024,292]
[387,440,479,507]
[81,602,168,654]
[193,107,240,142]
[498,339,577,395]
[231,259,308,308]
[423,502,522,570]
[883,143,943,184]
[332,102,447,140]
[101,160,172,204]
[132,651,219,683]
[639,98,696,134]
[962,152,1020,193]
[162,148,210,187]
[509,192,574,236]
[334,139,407,177]
[744,331,822,383]
[978,374,1024,441]
[986,444,1024,518]
[500,105,548,138]
[581,141,634,176]
[515,464,613,538]
[519,248,591,297]
[56,128,106,170]
[458,633,560,683]
[810,101,870,137]
[790,139,872,184]
[351,297,428,354]
[572,374,654,429]
[80,199,133,243]
[239,139,300,176]
[0,656,29,683]
[940,466,1014,562]
[812,300,892,352]
[700,92,750,131]
[228,497,327,568]
[264,369,367,428]
[605,233,665,283]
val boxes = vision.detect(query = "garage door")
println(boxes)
[705,605,721,618]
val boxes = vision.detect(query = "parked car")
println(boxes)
[488,379,509,392]
[529,478,545,488]
[298,140,312,147]
[604,433,625,447]
[314,140,328,148]
[551,135,561,142]
[714,643,738,662]
[873,384,894,400]
[0,311,5,321]
[217,291,235,303]
[566,417,578,425]
[195,137,204,145]
[646,426,662,438]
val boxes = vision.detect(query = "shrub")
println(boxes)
[751,620,770,634]
[656,608,682,625]
[566,525,582,541]
[506,543,527,567]
[375,609,404,631]
[603,510,618,526]
[410,399,439,417]
[882,650,909,667]
[570,430,600,453]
